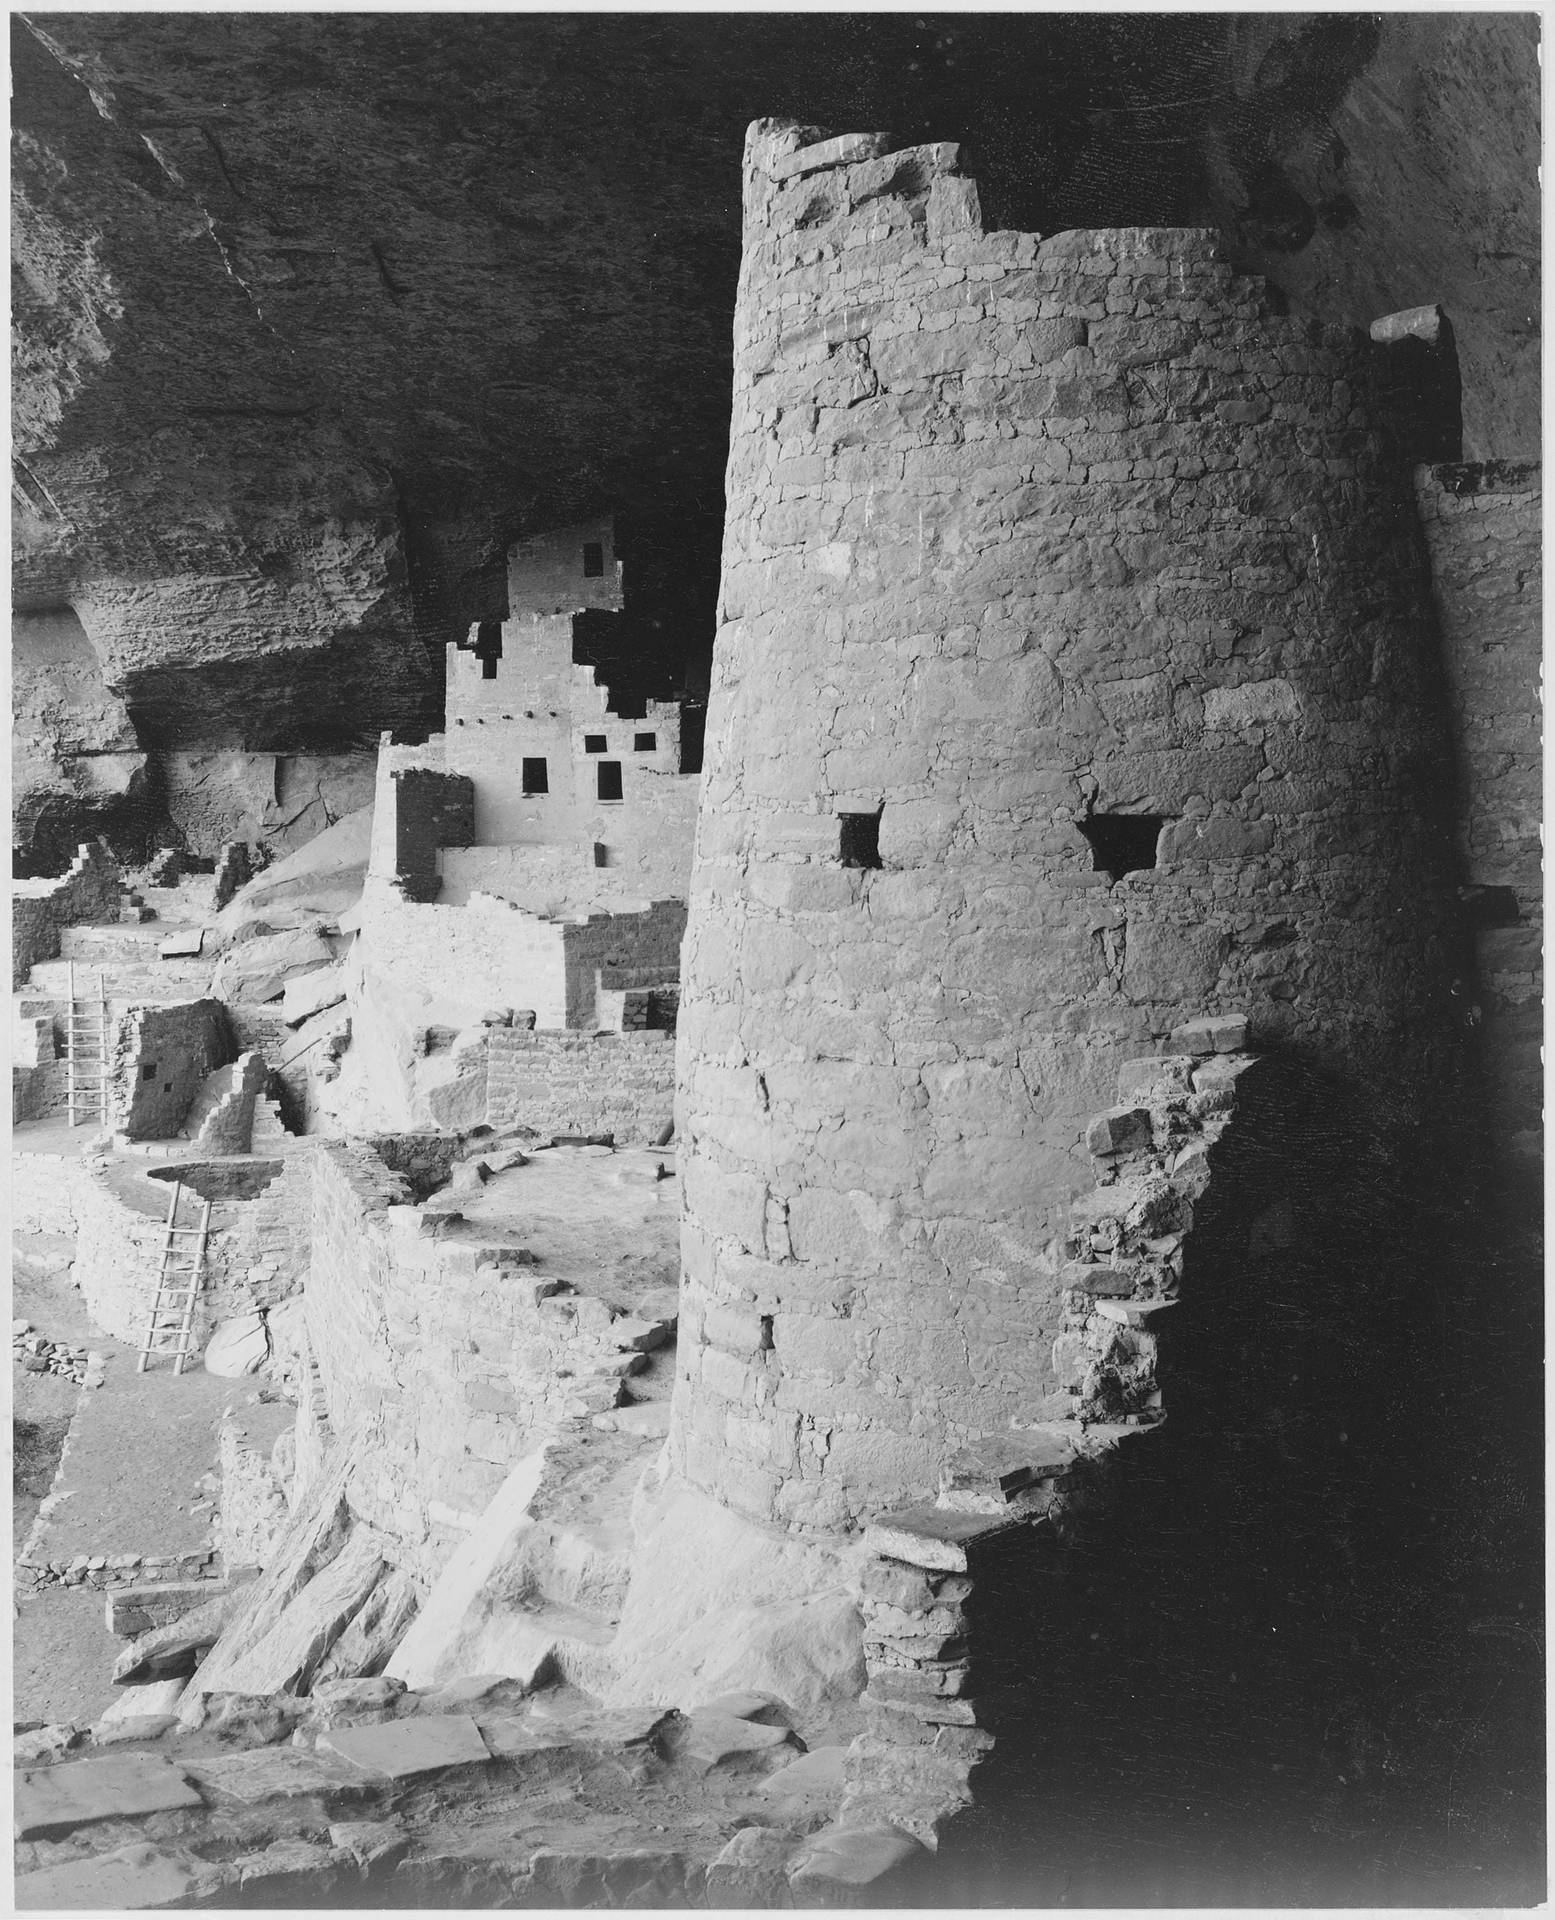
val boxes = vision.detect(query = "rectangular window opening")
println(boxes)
[142,1064,157,1081]
[1079,812,1166,883]
[838,811,882,870]
[474,620,503,681]
[522,757,549,796]
[582,541,604,578]
[584,734,607,754]
[633,731,657,753]
[597,761,623,803]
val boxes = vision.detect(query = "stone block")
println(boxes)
[681,1709,799,1770]
[707,1824,801,1908]
[15,1754,204,1839]
[16,1842,204,1911]
[786,1821,927,1896]
[769,131,894,182]
[111,1584,246,1684]
[1085,1105,1153,1156]
[1115,1055,1196,1102]
[107,1581,229,1639]
[862,1505,1022,1573]
[1168,1013,1249,1055]
[320,1713,491,1780]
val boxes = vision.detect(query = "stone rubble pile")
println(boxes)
[12,1321,103,1388]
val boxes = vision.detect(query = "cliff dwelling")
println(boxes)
[9,12,1543,1911]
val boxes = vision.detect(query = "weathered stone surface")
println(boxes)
[201,1526,385,1698]
[862,1508,1022,1574]
[328,1818,412,1871]
[201,1313,269,1379]
[707,1824,802,1907]
[787,1821,927,1895]
[15,1753,203,1839]
[184,1745,373,1808]
[187,1442,356,1698]
[15,1841,202,1911]
[759,1743,850,1801]
[681,1710,799,1770]
[320,1713,491,1780]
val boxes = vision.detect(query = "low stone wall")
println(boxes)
[12,840,122,987]
[484,1030,676,1143]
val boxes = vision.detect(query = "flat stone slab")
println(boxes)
[157,928,206,959]
[321,1712,492,1780]
[184,1746,374,1808]
[863,1504,1024,1572]
[16,1840,201,1910]
[15,1753,204,1839]
[683,1710,797,1768]
[484,1701,672,1757]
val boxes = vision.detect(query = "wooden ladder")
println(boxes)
[65,961,112,1129]
[138,1180,213,1374]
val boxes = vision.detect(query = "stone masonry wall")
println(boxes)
[306,1141,669,1582]
[356,882,572,1027]
[484,1030,677,1144]
[116,998,233,1139]
[72,1153,310,1350]
[668,121,1463,1534]
[12,839,122,987]
[1415,460,1542,1165]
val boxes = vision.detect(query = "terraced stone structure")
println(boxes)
[671,121,1461,1531]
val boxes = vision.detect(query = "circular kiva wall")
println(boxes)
[668,121,1461,1533]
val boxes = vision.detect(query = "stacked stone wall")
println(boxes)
[305,1141,667,1581]
[559,901,687,1028]
[116,998,233,1138]
[670,121,1463,1533]
[356,883,572,1026]
[12,840,122,987]
[71,1153,310,1349]
[1415,460,1542,1165]
[484,1029,676,1143]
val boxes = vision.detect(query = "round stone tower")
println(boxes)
[668,120,1460,1535]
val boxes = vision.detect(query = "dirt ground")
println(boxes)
[11,1235,278,1729]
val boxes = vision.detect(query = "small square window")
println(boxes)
[582,541,604,577]
[597,761,623,802]
[633,732,657,752]
[142,1064,157,1081]
[522,757,548,796]
[584,734,607,754]
[838,812,882,869]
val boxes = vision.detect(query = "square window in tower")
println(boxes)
[522,757,548,796]
[634,731,657,752]
[1079,813,1166,882]
[583,542,604,577]
[838,812,882,869]
[584,734,607,754]
[597,761,623,802]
